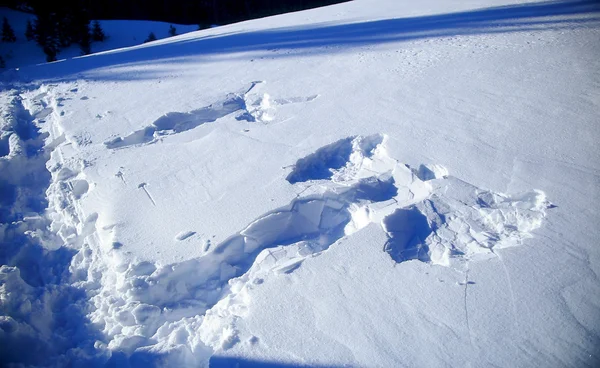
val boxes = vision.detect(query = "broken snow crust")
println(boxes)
[1,0,600,367]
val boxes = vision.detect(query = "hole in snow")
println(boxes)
[383,206,432,263]
[286,137,355,184]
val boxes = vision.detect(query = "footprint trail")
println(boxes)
[105,82,319,149]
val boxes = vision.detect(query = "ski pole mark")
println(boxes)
[116,168,126,184]
[138,182,156,206]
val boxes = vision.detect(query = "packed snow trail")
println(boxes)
[0,86,107,365]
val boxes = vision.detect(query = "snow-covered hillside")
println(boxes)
[1,0,599,367]
[0,7,198,70]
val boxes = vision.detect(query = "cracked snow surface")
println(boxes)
[0,88,551,365]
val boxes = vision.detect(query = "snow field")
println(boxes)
[2,81,550,363]
[1,0,599,366]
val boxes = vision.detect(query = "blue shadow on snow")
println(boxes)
[18,0,600,82]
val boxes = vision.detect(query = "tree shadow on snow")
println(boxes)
[210,356,347,368]
[21,0,600,82]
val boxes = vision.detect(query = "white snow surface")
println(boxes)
[1,0,599,367]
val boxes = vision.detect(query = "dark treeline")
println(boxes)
[3,0,351,25]
[0,0,349,63]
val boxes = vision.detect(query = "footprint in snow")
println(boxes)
[175,231,196,241]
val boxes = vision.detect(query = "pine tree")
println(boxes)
[91,20,105,42]
[79,25,91,55]
[25,19,35,41]
[30,1,92,62]
[2,17,17,43]
[168,24,177,37]
[43,44,58,62]
[33,14,60,62]
[144,32,157,43]
[73,17,91,50]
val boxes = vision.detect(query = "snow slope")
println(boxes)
[0,7,198,70]
[1,0,599,366]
